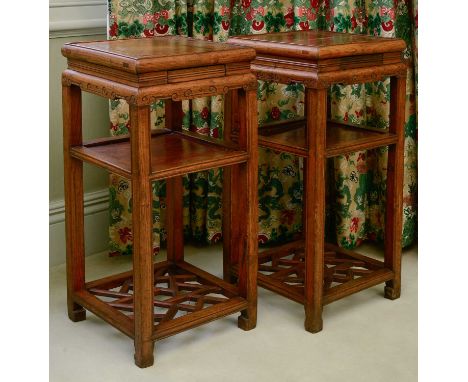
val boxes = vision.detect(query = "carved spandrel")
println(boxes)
[62,70,258,105]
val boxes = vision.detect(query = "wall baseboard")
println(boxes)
[49,0,107,38]
[49,188,109,267]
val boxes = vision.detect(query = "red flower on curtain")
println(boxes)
[210,232,222,243]
[156,24,169,34]
[155,10,169,35]
[242,0,252,9]
[252,20,265,31]
[284,8,294,27]
[381,20,393,31]
[118,227,133,244]
[299,21,309,30]
[271,106,280,120]
[350,217,359,233]
[380,6,395,31]
[258,234,269,244]
[307,9,317,21]
[201,107,209,119]
[220,6,230,16]
[109,22,118,37]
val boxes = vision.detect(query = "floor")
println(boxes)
[50,243,417,382]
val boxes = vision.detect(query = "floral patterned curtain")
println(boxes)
[107,0,417,256]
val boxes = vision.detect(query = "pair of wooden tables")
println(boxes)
[62,31,406,367]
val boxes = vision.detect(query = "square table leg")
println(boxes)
[165,98,185,264]
[62,83,86,323]
[223,90,239,283]
[130,104,155,368]
[234,88,258,331]
[303,87,327,333]
[384,74,407,300]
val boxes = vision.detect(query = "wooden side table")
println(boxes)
[61,36,258,368]
[227,31,407,333]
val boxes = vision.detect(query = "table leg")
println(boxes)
[222,90,240,283]
[62,84,86,322]
[236,88,258,331]
[303,87,327,333]
[384,74,407,300]
[166,175,184,262]
[165,99,185,263]
[130,104,155,368]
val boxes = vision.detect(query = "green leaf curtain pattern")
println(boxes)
[107,0,417,256]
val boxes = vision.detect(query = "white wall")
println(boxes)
[49,1,110,266]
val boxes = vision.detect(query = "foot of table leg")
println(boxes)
[68,303,86,322]
[134,341,155,368]
[304,311,323,333]
[238,310,256,331]
[384,281,401,300]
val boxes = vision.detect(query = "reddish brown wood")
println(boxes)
[81,128,172,147]
[154,297,248,340]
[228,31,405,61]
[70,132,249,181]
[165,99,183,131]
[303,88,327,333]
[222,90,236,282]
[165,98,185,264]
[166,175,184,263]
[74,290,134,338]
[228,30,407,332]
[85,261,170,291]
[177,260,240,297]
[62,36,258,368]
[258,119,398,158]
[236,88,259,331]
[384,75,407,300]
[129,104,154,368]
[62,68,256,105]
[245,239,394,306]
[62,84,86,323]
[324,268,394,305]
[62,37,256,74]
[83,260,248,340]
[174,129,239,151]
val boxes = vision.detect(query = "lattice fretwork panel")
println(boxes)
[258,243,384,294]
[88,264,233,325]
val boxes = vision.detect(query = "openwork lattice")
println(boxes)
[87,263,235,325]
[257,241,385,302]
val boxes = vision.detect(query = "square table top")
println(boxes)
[227,30,405,60]
[62,36,256,74]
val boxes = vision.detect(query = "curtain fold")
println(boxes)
[107,0,417,256]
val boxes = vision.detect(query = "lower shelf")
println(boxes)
[254,240,394,305]
[75,260,247,340]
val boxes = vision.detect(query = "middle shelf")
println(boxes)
[258,119,398,157]
[71,129,249,180]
